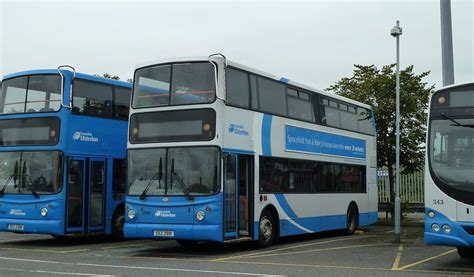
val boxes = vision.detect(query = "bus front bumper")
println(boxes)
[424,209,474,247]
[124,222,222,242]
[0,218,64,235]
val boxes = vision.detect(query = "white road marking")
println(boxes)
[0,266,26,272]
[0,256,284,276]
[31,270,114,276]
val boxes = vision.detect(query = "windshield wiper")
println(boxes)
[170,158,194,200]
[139,157,163,200]
[0,161,19,196]
[0,175,15,196]
[23,175,39,199]
[441,113,474,128]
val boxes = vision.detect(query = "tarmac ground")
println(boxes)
[0,224,472,276]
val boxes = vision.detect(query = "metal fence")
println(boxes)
[378,170,424,204]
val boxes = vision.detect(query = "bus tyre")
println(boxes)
[177,240,198,248]
[457,247,474,259]
[257,210,277,248]
[111,213,125,241]
[345,205,358,235]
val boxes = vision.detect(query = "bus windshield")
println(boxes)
[1,75,62,114]
[128,147,219,197]
[0,151,63,195]
[430,118,474,191]
[132,62,216,108]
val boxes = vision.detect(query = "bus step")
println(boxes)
[224,237,253,243]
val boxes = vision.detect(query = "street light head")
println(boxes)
[391,26,403,37]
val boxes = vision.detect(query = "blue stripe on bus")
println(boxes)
[261,114,273,156]
[279,77,290,83]
[279,212,377,237]
[274,194,298,219]
[222,147,256,155]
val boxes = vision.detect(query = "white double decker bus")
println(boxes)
[124,54,378,246]
[425,83,474,258]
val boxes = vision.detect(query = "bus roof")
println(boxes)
[434,82,474,92]
[2,69,132,88]
[136,56,372,110]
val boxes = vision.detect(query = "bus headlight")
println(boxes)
[431,223,440,232]
[442,224,451,234]
[40,208,48,217]
[196,210,206,221]
[428,211,435,218]
[128,209,136,220]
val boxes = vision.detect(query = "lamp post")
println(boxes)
[440,0,455,86]
[390,20,402,243]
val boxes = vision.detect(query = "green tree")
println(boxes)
[101,73,120,80]
[327,64,434,203]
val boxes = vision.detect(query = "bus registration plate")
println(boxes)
[8,224,24,231]
[153,230,174,237]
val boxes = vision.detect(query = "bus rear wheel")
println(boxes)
[111,213,125,241]
[257,210,277,247]
[457,247,474,259]
[345,205,358,235]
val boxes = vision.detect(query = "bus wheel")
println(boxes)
[457,247,474,259]
[177,240,198,248]
[257,210,277,247]
[111,213,125,240]
[345,205,358,235]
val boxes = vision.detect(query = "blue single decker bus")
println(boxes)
[124,55,377,247]
[425,82,474,258]
[0,66,131,239]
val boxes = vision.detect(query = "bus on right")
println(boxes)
[425,82,474,259]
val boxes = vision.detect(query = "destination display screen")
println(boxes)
[431,84,474,109]
[129,109,216,143]
[0,117,60,146]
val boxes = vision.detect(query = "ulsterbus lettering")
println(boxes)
[155,210,176,218]
[9,209,26,216]
[228,124,249,136]
[72,131,99,143]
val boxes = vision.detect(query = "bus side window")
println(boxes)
[226,68,250,108]
[112,159,127,193]
[113,87,131,119]
[287,89,315,122]
[73,80,113,117]
[250,75,259,110]
[257,77,287,117]
[358,108,374,135]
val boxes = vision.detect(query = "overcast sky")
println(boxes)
[1,0,472,91]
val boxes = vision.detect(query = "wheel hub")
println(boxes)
[260,217,273,240]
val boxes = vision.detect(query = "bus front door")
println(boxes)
[224,153,253,240]
[66,157,106,234]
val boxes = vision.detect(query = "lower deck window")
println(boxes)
[259,156,366,193]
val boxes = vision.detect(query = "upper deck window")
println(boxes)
[226,68,250,108]
[1,75,61,114]
[287,89,314,122]
[258,77,287,116]
[72,79,130,120]
[133,62,216,108]
[113,87,131,119]
[73,80,113,117]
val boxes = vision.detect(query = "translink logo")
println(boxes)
[72,131,99,143]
